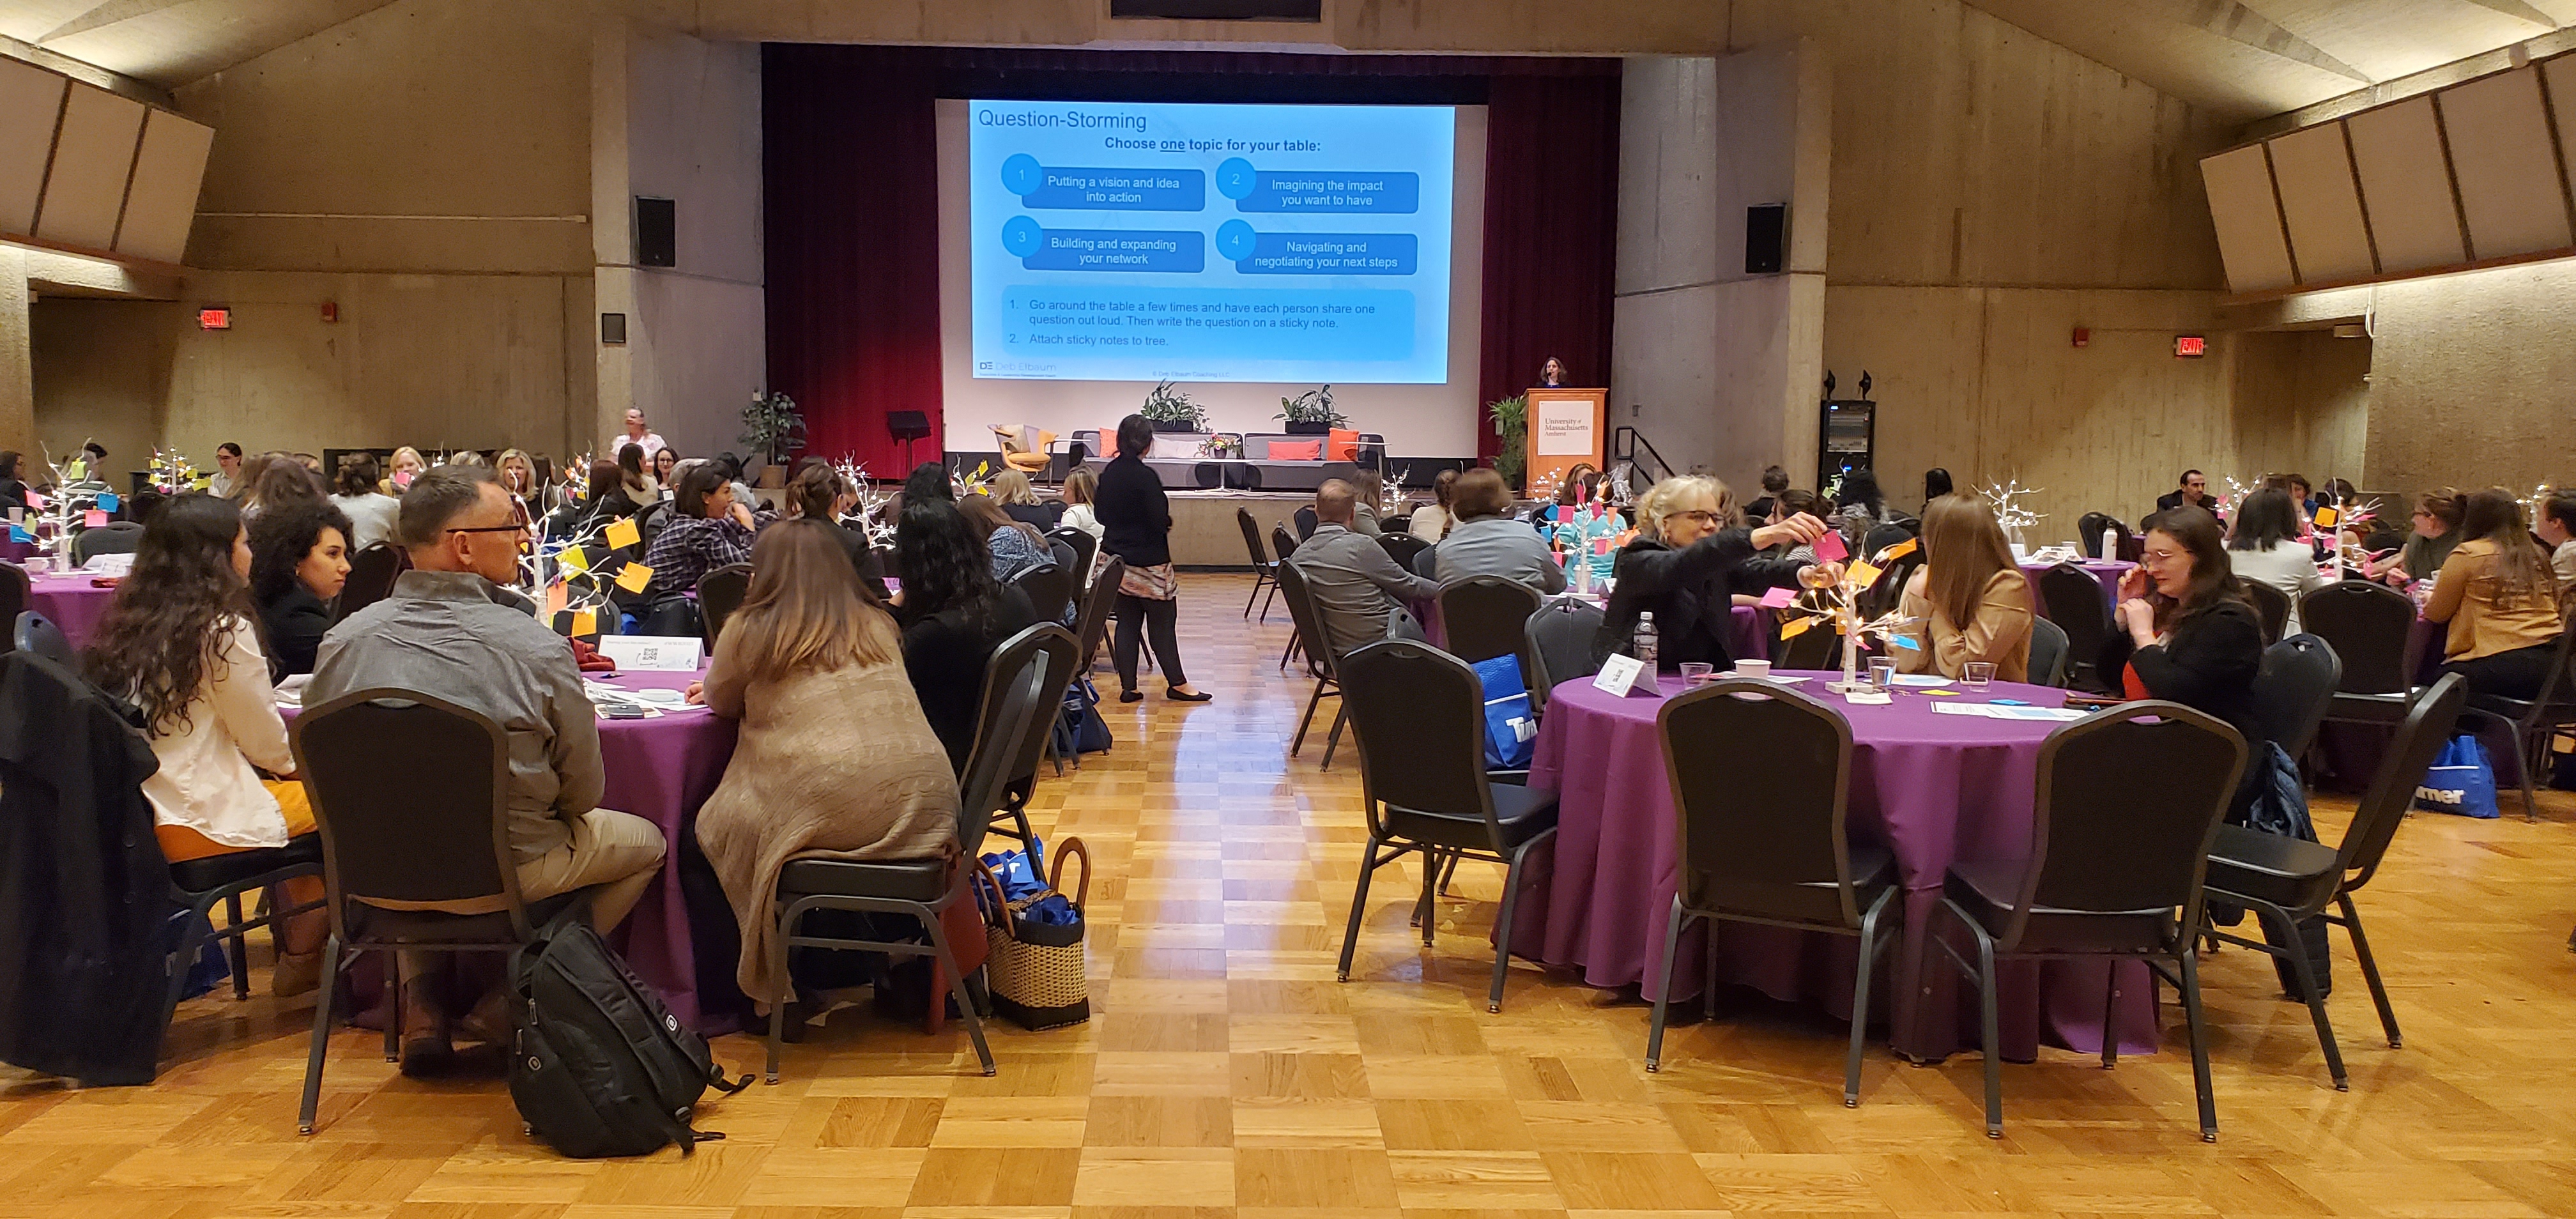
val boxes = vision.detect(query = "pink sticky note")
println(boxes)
[83,509,108,528]
[1593,536,1612,556]
[24,490,42,509]
[1813,530,1848,563]
[1760,586,1797,609]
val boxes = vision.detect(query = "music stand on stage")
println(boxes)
[887,410,933,473]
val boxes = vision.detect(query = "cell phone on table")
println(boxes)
[604,705,647,719]
[2061,692,2124,708]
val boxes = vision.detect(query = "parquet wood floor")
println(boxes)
[11,573,2576,1218]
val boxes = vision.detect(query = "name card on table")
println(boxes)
[595,634,702,671]
[1592,653,1655,698]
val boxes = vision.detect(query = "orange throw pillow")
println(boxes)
[1327,428,1361,462]
[1268,439,1323,461]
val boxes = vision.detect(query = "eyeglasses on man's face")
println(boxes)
[447,523,532,555]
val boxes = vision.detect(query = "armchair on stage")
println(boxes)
[990,425,1061,482]
[1070,428,1385,492]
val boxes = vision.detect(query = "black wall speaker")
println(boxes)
[1745,203,1788,275]
[1110,0,1321,17]
[635,197,676,268]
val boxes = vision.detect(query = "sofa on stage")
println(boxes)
[1069,429,1386,492]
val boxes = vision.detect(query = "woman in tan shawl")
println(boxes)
[690,518,959,1004]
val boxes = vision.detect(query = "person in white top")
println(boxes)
[1059,466,1108,585]
[2225,488,2331,636]
[330,452,404,550]
[615,408,668,464]
[207,442,243,498]
[2538,491,2576,589]
[1409,468,1459,542]
[79,491,327,997]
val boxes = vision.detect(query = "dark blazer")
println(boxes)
[259,583,334,678]
[830,523,892,601]
[1092,455,1172,569]
[1002,502,1063,531]
[0,652,171,1086]
[2096,596,2268,818]
[1596,530,1807,671]
[899,585,1038,775]
[2152,491,2223,526]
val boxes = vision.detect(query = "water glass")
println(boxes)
[1962,661,1996,689]
[1678,662,1714,688]
[1867,656,1896,691]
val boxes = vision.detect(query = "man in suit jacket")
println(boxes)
[2153,469,2223,527]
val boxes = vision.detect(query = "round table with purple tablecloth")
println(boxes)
[296,666,751,1034]
[26,570,119,647]
[1510,671,2157,1063]
[1413,594,1768,664]
[2018,558,2135,620]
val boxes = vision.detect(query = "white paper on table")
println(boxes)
[86,552,135,576]
[1932,702,2086,721]
[1720,672,1809,684]
[595,634,703,671]
[1889,675,1951,687]
[1592,653,1652,697]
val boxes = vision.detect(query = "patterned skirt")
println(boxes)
[1119,562,1179,601]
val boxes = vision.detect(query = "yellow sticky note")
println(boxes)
[614,564,653,594]
[2312,505,2338,528]
[1848,562,1884,588]
[571,609,597,638]
[604,517,641,550]
[1779,615,1813,640]
[1874,537,1918,563]
[559,546,590,573]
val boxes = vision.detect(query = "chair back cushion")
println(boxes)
[1658,682,1860,924]
[291,689,516,913]
[2299,581,2415,694]
[1075,558,1124,659]
[2018,703,2242,937]
[1339,641,1492,826]
[696,564,752,648]
[1522,597,1606,691]
[2244,581,2290,644]
[2027,615,2071,687]
[2251,633,2340,758]
[1436,575,1542,665]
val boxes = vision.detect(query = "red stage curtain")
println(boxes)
[762,45,944,476]
[1476,73,1622,464]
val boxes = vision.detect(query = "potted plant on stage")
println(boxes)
[1276,385,1344,436]
[1140,380,1209,434]
[741,388,806,487]
[1489,392,1529,493]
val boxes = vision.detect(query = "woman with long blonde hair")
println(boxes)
[688,519,959,1005]
[1897,494,2032,680]
[1596,474,1829,670]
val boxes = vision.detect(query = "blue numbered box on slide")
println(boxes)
[1218,224,1416,275]
[1218,158,1420,213]
[1004,217,1205,272]
[1004,155,1206,211]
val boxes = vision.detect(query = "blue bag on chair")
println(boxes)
[1469,654,1538,770]
[2414,734,2500,818]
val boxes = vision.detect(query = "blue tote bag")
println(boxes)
[1469,654,1538,770]
[2414,734,2500,818]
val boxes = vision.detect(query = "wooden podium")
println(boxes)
[1525,387,1607,493]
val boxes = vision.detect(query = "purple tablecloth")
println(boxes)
[1413,594,1767,664]
[27,571,118,647]
[2019,559,2134,620]
[1514,672,2156,1062]
[297,666,750,1034]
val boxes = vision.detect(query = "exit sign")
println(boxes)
[198,308,231,330]
[2174,335,2206,358]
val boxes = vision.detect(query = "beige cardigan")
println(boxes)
[693,627,961,1004]
[2424,537,2564,663]
[1897,567,2033,682]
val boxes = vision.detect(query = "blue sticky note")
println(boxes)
[1889,634,1920,650]
[7,524,30,543]
[1992,698,2030,706]
[96,491,119,512]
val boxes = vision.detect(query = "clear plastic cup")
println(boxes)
[1867,656,1896,691]
[1963,661,1995,689]
[1679,662,1713,687]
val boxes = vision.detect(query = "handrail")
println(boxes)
[1611,425,1674,486]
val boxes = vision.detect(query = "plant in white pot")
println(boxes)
[1276,385,1344,435]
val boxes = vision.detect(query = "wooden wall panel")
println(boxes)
[2200,144,2294,292]
[112,109,213,264]
[2347,96,2468,273]
[2545,56,2576,231]
[0,59,66,238]
[2269,121,2376,284]
[32,83,143,251]
[2435,67,2571,260]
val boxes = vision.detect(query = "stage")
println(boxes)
[1167,490,1330,568]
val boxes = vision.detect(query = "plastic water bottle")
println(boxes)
[1633,611,1659,672]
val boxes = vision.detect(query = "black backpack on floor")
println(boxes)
[508,909,751,1158]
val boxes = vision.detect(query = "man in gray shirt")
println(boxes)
[1288,479,1441,657]
[309,464,666,1068]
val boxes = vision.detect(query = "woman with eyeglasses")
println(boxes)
[1596,475,1828,671]
[2366,488,2464,588]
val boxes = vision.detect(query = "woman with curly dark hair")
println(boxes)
[248,499,354,677]
[81,493,327,995]
[893,498,1035,774]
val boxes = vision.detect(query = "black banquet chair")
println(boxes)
[1009,560,1075,629]
[1236,508,1280,621]
[1046,526,1096,589]
[1436,574,1542,665]
[1274,562,1349,769]
[13,611,75,669]
[2027,616,2070,688]
[974,624,1083,850]
[2036,564,2115,692]
[2243,581,2291,645]
[1642,680,1899,1107]
[70,521,143,566]
[1377,532,1431,574]
[291,688,599,1135]
[0,563,27,649]
[334,542,409,625]
[2203,673,2467,1090]
[1521,597,1607,716]
[763,652,1052,1082]
[2252,632,2342,763]
[2301,581,2419,727]
[1933,701,2246,1141]
[696,563,751,649]
[1333,640,1558,1013]
[1272,525,1305,671]
[2459,627,2576,821]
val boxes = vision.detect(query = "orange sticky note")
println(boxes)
[2312,505,2338,528]
[1779,615,1813,640]
[1848,562,1883,587]
[571,609,597,638]
[604,517,641,550]
[614,564,652,594]
[1874,537,1918,563]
